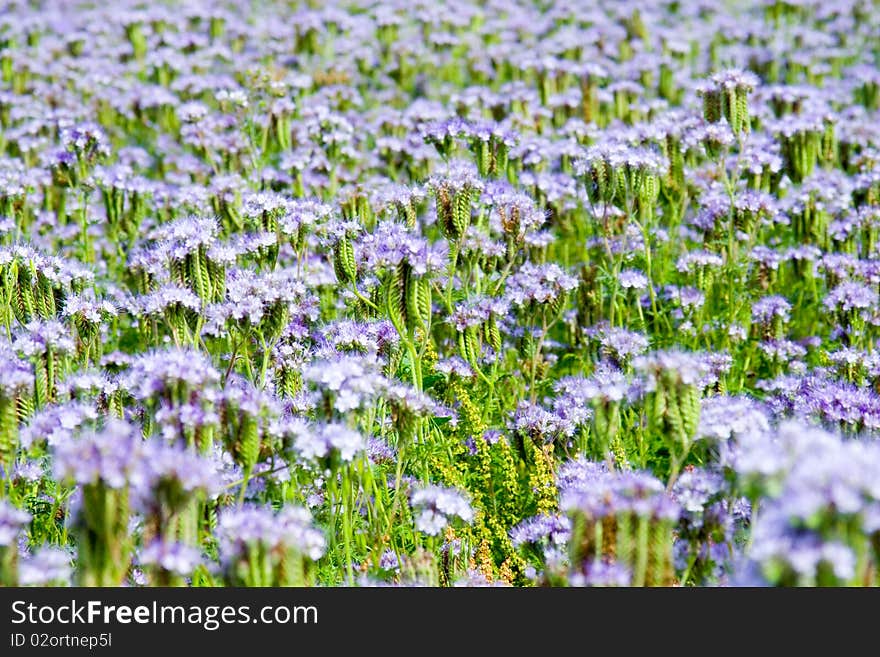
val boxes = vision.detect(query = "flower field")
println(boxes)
[1,0,880,587]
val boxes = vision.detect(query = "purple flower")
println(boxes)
[121,347,221,401]
[139,440,223,503]
[758,339,807,362]
[686,119,736,154]
[410,485,474,536]
[149,214,219,260]
[20,400,100,449]
[554,363,638,406]
[60,121,109,160]
[738,133,783,175]
[451,296,509,332]
[708,69,760,92]
[139,540,203,576]
[618,268,648,290]
[62,294,118,325]
[302,353,384,412]
[751,295,792,325]
[826,347,880,379]
[52,415,222,508]
[760,374,880,433]
[138,283,201,316]
[560,460,680,522]
[12,460,44,484]
[672,468,727,518]
[0,340,33,397]
[366,437,396,465]
[434,356,474,378]
[318,319,399,355]
[17,547,73,586]
[283,419,366,464]
[203,266,313,336]
[509,514,572,549]
[356,220,438,276]
[14,320,76,357]
[511,400,572,442]
[505,262,578,308]
[52,419,149,490]
[697,395,771,451]
[823,281,878,314]
[576,143,665,179]
[378,548,400,572]
[278,198,333,237]
[0,500,30,546]
[569,560,633,587]
[634,349,711,390]
[676,251,724,274]
[583,323,649,363]
[217,505,326,563]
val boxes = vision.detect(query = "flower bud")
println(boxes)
[333,236,358,284]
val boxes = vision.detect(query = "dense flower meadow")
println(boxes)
[1,0,880,588]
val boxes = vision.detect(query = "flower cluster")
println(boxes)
[410,485,474,537]
[0,0,879,589]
